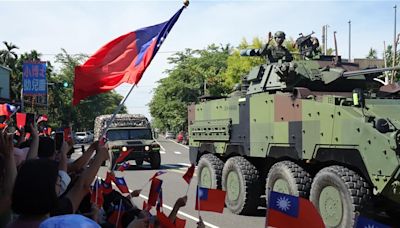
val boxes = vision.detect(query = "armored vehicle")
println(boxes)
[188,33,400,227]
[95,114,161,169]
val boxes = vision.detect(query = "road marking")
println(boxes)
[139,194,219,228]
[160,151,166,154]
[154,139,166,151]
[174,151,182,155]
[167,138,189,149]
[177,163,192,167]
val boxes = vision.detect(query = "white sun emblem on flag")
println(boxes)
[365,225,376,228]
[276,196,291,211]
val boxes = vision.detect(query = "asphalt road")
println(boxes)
[83,137,266,228]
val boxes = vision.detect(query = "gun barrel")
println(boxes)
[343,66,400,77]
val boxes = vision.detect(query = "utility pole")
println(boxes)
[348,20,351,62]
[322,26,326,55]
[392,5,397,83]
[325,25,329,55]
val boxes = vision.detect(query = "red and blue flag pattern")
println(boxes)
[267,191,324,228]
[73,7,185,105]
[148,178,163,206]
[113,176,129,193]
[195,187,226,213]
[355,216,391,228]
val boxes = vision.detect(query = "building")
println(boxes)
[0,65,11,103]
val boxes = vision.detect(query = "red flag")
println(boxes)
[149,171,167,181]
[156,210,175,228]
[142,200,152,211]
[16,113,27,129]
[37,114,48,123]
[195,187,226,213]
[72,7,185,105]
[90,179,104,208]
[117,162,130,172]
[174,217,186,228]
[156,189,163,212]
[267,191,324,228]
[148,178,163,206]
[113,176,129,193]
[182,164,195,184]
[0,104,10,119]
[101,174,114,195]
[108,203,126,228]
[63,127,72,142]
[115,150,131,164]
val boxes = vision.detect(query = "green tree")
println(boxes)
[149,45,232,132]
[224,37,265,88]
[0,41,18,70]
[366,48,378,59]
[384,45,400,82]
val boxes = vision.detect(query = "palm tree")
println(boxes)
[366,48,378,59]
[0,41,19,69]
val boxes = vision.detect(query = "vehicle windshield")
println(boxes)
[106,129,153,141]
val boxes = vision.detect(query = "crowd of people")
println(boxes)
[0,118,205,228]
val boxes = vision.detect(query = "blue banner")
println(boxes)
[23,62,47,95]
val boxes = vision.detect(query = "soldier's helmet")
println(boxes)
[274,31,286,39]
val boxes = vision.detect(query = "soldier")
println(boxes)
[241,31,293,63]
[260,31,293,63]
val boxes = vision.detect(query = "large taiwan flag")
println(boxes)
[73,6,185,105]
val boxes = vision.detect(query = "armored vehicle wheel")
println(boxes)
[222,156,260,215]
[310,166,370,228]
[265,161,311,197]
[197,154,224,189]
[150,152,161,169]
[135,159,143,166]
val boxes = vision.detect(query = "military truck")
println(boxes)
[188,33,400,227]
[95,114,161,169]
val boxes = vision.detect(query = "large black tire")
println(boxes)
[265,161,311,198]
[197,154,224,189]
[135,159,144,166]
[222,156,261,215]
[310,165,370,228]
[150,152,161,169]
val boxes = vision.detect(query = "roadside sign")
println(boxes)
[22,62,47,95]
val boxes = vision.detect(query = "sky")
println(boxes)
[1,0,398,120]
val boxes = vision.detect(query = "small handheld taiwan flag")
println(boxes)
[195,187,226,213]
[118,162,130,172]
[149,171,166,181]
[115,150,131,164]
[148,178,163,206]
[113,176,129,193]
[182,164,195,184]
[355,215,390,228]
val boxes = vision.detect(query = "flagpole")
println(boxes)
[102,84,136,171]
[116,199,123,227]
[95,177,99,207]
[196,185,201,218]
[185,180,191,196]
[100,83,136,141]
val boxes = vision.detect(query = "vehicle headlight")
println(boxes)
[121,146,128,152]
[144,146,150,151]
